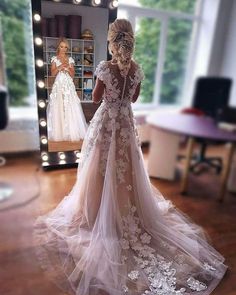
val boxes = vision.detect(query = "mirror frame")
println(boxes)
[31,0,117,170]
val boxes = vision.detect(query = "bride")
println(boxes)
[47,37,87,142]
[35,20,227,295]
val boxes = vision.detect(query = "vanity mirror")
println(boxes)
[31,0,117,169]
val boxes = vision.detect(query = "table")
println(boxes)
[147,112,236,201]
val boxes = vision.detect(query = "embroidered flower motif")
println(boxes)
[203,262,216,271]
[187,277,207,291]
[121,255,128,263]
[126,184,132,191]
[116,122,121,130]
[120,106,129,116]
[108,107,119,119]
[121,206,212,295]
[128,270,139,281]
[130,206,136,213]
[121,238,130,250]
[140,233,151,244]
[84,61,146,186]
[122,285,129,293]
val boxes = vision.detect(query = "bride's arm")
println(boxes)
[92,78,105,104]
[67,63,75,78]
[51,62,64,76]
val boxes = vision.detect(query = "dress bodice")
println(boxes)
[51,56,75,67]
[94,60,144,108]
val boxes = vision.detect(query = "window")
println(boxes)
[0,0,35,107]
[118,0,200,107]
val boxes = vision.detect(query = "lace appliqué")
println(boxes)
[187,277,207,292]
[120,206,213,295]
[82,61,143,182]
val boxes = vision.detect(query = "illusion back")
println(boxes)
[95,60,144,106]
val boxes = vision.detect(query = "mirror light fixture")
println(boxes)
[37,80,45,88]
[41,153,49,161]
[35,37,43,45]
[40,119,47,127]
[110,0,118,9]
[41,136,48,144]
[59,152,66,160]
[33,14,41,22]
[36,59,44,67]
[38,100,46,108]
[92,0,101,6]
[31,0,117,169]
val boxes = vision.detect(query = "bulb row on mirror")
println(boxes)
[41,150,82,166]
[33,0,118,25]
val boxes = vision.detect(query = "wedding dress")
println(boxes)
[47,56,87,141]
[35,60,227,295]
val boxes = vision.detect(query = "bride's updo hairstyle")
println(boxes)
[108,19,135,76]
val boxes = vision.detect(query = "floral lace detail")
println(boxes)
[83,61,143,183]
[120,205,214,295]
[187,277,207,291]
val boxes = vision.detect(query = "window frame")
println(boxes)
[118,3,202,110]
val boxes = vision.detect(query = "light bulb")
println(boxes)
[59,160,66,165]
[40,119,47,127]
[33,14,41,22]
[75,151,81,158]
[41,153,49,161]
[110,0,118,8]
[37,80,45,88]
[41,136,48,144]
[38,100,46,108]
[35,37,43,45]
[36,59,44,67]
[92,0,101,5]
[59,152,66,160]
[42,161,49,166]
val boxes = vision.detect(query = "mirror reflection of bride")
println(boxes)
[47,37,87,142]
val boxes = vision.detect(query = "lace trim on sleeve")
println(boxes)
[51,56,57,64]
[94,60,107,82]
[136,64,145,83]
[69,57,75,64]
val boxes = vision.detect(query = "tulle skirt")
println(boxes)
[35,102,227,295]
[47,72,87,141]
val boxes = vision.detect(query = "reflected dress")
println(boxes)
[35,60,227,295]
[47,56,87,141]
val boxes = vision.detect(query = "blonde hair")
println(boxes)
[56,37,70,55]
[108,19,134,75]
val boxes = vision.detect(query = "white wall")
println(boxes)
[41,1,109,66]
[184,0,221,106]
[219,0,236,106]
[208,0,233,76]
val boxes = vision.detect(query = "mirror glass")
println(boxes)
[42,0,108,152]
[31,0,117,168]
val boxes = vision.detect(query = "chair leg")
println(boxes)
[219,143,235,202]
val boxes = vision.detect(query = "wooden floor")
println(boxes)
[0,146,236,295]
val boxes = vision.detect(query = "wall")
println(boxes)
[219,0,236,106]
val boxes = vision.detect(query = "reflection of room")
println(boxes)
[1,1,236,294]
[42,1,108,102]
[41,1,110,152]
